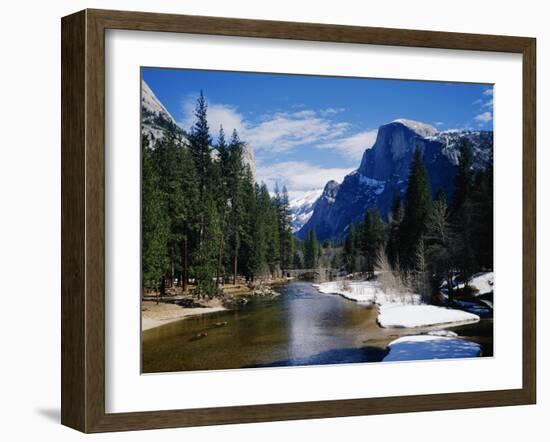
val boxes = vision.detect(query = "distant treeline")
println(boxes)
[342,142,493,299]
[143,93,299,297]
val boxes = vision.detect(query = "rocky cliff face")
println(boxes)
[298,119,493,241]
[141,80,184,144]
[141,80,256,178]
[240,142,256,181]
[296,180,343,240]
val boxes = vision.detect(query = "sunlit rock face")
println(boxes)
[141,80,256,179]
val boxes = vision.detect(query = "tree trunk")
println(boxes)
[447,274,454,304]
[170,259,175,288]
[233,251,238,285]
[216,237,224,288]
[159,277,166,304]
[233,229,239,285]
[181,238,188,293]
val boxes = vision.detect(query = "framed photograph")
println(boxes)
[61,9,536,433]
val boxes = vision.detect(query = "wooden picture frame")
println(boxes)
[61,8,536,433]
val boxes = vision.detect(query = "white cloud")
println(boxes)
[474,111,492,124]
[318,129,378,161]
[208,104,246,136]
[290,109,317,118]
[256,161,353,195]
[474,90,494,111]
[435,121,445,126]
[319,107,345,116]
[245,113,349,153]
[179,97,353,154]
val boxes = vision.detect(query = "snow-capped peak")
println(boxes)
[392,118,438,138]
[289,189,323,232]
[289,189,323,210]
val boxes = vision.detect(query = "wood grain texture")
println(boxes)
[522,38,536,402]
[61,10,86,431]
[61,8,537,433]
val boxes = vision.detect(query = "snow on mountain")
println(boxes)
[435,130,493,169]
[295,180,342,240]
[392,118,438,138]
[289,189,323,232]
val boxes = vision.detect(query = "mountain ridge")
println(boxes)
[297,119,493,241]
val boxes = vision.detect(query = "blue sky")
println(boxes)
[142,67,493,200]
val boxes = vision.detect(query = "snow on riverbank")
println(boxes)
[316,280,420,305]
[315,280,480,328]
[377,303,480,328]
[468,272,494,295]
[383,335,482,361]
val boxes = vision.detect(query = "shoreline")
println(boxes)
[313,281,482,329]
[141,300,227,331]
[142,279,286,331]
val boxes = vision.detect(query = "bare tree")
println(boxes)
[414,239,431,302]
[375,247,415,303]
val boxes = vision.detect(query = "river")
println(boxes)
[142,281,492,373]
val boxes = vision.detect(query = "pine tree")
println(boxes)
[266,192,281,275]
[470,162,493,270]
[452,139,474,213]
[425,189,454,300]
[386,193,404,268]
[214,126,230,286]
[361,209,387,279]
[304,229,320,269]
[141,135,169,292]
[450,140,478,278]
[188,91,213,246]
[177,146,200,291]
[343,224,358,274]
[152,132,199,291]
[238,168,257,281]
[251,183,273,277]
[227,129,246,284]
[399,148,433,269]
[279,185,293,273]
[192,195,222,297]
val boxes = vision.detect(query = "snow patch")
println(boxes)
[377,304,480,328]
[427,330,458,337]
[468,272,494,295]
[358,174,386,194]
[316,280,480,328]
[289,189,323,232]
[384,335,482,361]
[393,118,438,138]
[316,280,420,305]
